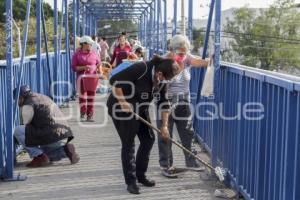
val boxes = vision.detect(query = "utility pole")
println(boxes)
[181,0,186,35]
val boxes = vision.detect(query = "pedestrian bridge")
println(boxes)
[1,1,300,200]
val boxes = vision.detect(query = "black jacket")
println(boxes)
[107,60,170,115]
[24,93,73,147]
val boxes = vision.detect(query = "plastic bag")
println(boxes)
[82,72,99,92]
[200,61,214,97]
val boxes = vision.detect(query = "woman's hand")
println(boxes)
[77,65,91,72]
[85,65,91,72]
[119,101,133,113]
[160,126,170,141]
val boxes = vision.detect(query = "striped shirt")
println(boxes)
[168,54,192,97]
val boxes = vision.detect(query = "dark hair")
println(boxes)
[121,31,127,36]
[135,47,143,54]
[118,35,126,40]
[151,55,179,80]
[92,35,96,41]
[13,85,31,100]
[102,37,106,41]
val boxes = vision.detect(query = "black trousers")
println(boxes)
[156,97,196,168]
[110,110,155,185]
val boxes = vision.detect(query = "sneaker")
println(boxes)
[26,153,50,167]
[161,167,179,178]
[64,143,80,164]
[80,114,85,121]
[86,115,94,122]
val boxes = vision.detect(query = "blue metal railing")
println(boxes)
[190,62,300,200]
[0,52,75,178]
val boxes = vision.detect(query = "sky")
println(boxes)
[44,0,300,19]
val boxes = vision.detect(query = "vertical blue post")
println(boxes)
[212,0,221,167]
[141,15,143,45]
[57,0,64,104]
[90,15,93,36]
[144,13,147,46]
[36,0,42,93]
[76,0,80,36]
[163,0,167,52]
[14,0,31,122]
[94,18,97,36]
[71,0,77,99]
[53,0,59,104]
[88,14,91,35]
[156,0,160,53]
[5,0,14,179]
[89,14,92,35]
[85,13,88,35]
[188,0,193,43]
[72,0,77,52]
[152,1,155,54]
[172,0,177,36]
[65,0,70,102]
[138,18,142,42]
[202,0,215,59]
[193,0,215,132]
[82,5,86,35]
[149,5,153,56]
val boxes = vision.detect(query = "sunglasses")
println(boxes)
[174,51,187,57]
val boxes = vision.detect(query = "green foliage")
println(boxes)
[192,28,206,52]
[0,0,54,23]
[0,16,63,59]
[223,0,300,70]
[97,20,138,42]
[0,1,66,60]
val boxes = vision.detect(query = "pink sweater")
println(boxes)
[71,49,100,76]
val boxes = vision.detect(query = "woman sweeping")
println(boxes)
[107,55,179,194]
[72,36,102,121]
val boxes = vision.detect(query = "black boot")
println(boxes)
[127,183,140,194]
[138,177,156,187]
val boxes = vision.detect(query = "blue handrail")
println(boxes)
[190,62,300,200]
[0,52,75,179]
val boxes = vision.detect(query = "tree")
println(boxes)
[192,28,205,53]
[223,0,300,70]
[97,19,138,43]
[0,1,65,59]
[0,0,54,23]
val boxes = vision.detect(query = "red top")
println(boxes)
[71,49,100,77]
[110,45,132,66]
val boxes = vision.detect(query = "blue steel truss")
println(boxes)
[0,0,219,183]
[2,1,300,200]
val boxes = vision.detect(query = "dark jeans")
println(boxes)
[110,110,155,185]
[157,98,196,168]
[14,125,67,161]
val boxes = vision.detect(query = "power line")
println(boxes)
[194,29,300,43]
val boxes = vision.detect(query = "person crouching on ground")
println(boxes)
[13,85,80,167]
[107,55,180,194]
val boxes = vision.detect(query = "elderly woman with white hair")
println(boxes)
[157,34,210,177]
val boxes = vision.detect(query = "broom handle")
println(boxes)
[133,113,214,170]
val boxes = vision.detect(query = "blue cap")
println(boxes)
[13,85,31,100]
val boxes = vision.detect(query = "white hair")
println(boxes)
[169,34,191,52]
